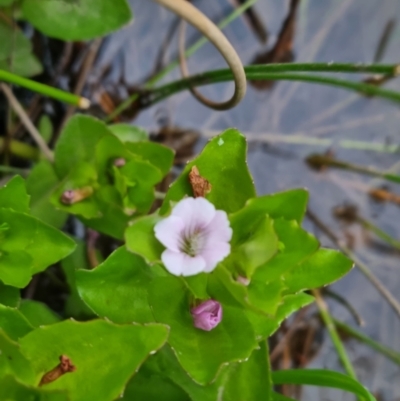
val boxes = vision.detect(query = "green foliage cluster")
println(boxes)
[0,1,378,400]
[0,113,362,400]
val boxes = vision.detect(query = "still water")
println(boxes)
[97,1,400,399]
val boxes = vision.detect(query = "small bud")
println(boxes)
[60,187,93,205]
[191,300,222,331]
[113,158,126,167]
[39,355,76,386]
[237,275,250,286]
[60,190,75,204]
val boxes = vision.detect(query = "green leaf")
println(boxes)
[125,214,164,262]
[207,264,283,316]
[20,320,169,401]
[121,357,189,401]
[79,189,129,239]
[149,276,258,385]
[51,162,100,219]
[126,141,174,177]
[26,161,68,228]
[0,0,15,6]
[236,189,309,226]
[161,129,255,214]
[121,157,163,187]
[61,240,95,319]
[0,304,33,340]
[271,369,376,401]
[108,124,148,143]
[76,247,155,324]
[38,114,53,144]
[246,293,314,340]
[183,274,209,300]
[246,280,286,315]
[207,264,248,308]
[253,218,319,283]
[0,175,30,213]
[0,281,19,307]
[54,115,113,179]
[224,341,272,401]
[0,250,33,288]
[0,20,42,77]
[0,208,76,275]
[226,214,278,278]
[19,300,60,328]
[121,158,162,213]
[145,346,225,401]
[0,213,73,286]
[283,248,353,293]
[0,330,36,385]
[94,134,131,182]
[22,0,132,41]
[0,376,68,401]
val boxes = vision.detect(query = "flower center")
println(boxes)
[180,229,205,257]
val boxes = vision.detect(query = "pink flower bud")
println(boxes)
[191,300,222,331]
[237,276,250,286]
[113,158,126,167]
[60,190,75,205]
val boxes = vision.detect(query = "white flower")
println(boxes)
[154,197,232,276]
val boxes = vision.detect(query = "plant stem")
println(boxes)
[0,69,90,108]
[306,154,400,183]
[357,216,400,251]
[143,69,400,107]
[0,137,39,160]
[106,0,259,121]
[313,289,357,379]
[203,130,400,153]
[323,288,364,326]
[333,318,400,366]
[0,165,29,175]
[246,63,400,75]
[1,83,54,162]
[306,209,400,319]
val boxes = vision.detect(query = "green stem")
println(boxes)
[0,165,29,175]
[155,191,166,200]
[245,63,399,75]
[106,0,259,121]
[357,216,400,251]
[306,154,400,183]
[313,289,357,379]
[323,288,364,326]
[144,69,400,107]
[205,131,400,153]
[109,51,400,119]
[0,70,90,108]
[307,209,400,319]
[333,318,400,366]
[0,137,39,160]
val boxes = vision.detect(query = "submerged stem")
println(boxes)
[313,289,357,379]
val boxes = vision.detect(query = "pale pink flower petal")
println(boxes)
[181,254,206,276]
[154,216,184,252]
[154,197,232,276]
[191,300,222,331]
[161,250,185,276]
[162,250,206,277]
[172,197,216,235]
[204,211,233,242]
[201,242,231,272]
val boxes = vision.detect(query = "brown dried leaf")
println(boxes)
[39,355,76,386]
[188,166,211,198]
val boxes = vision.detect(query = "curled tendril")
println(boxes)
[152,0,247,110]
